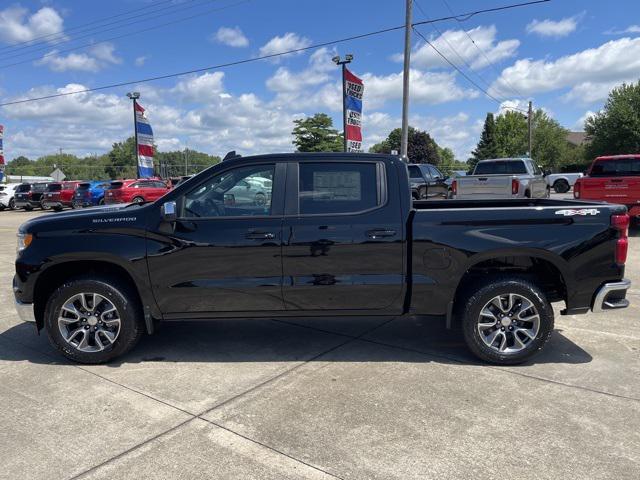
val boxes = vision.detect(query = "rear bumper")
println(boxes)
[42,200,64,209]
[591,279,631,313]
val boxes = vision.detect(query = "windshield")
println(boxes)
[474,161,527,175]
[590,157,640,177]
[32,183,48,192]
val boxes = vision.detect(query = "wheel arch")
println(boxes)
[449,251,570,327]
[33,260,152,333]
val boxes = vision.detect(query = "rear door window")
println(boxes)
[408,166,422,179]
[590,158,640,176]
[298,162,380,215]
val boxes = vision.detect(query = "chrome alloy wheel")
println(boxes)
[477,293,540,354]
[57,293,121,352]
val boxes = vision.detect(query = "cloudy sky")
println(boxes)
[0,0,639,161]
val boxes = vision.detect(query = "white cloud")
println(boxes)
[490,37,640,100]
[396,26,519,71]
[36,43,122,72]
[213,26,248,47]
[574,110,597,130]
[526,15,581,38]
[172,72,226,102]
[363,69,478,108]
[134,56,147,67]
[258,32,311,61]
[0,6,65,44]
[605,25,640,35]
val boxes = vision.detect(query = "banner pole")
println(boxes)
[133,98,139,179]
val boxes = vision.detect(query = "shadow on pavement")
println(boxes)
[0,315,593,367]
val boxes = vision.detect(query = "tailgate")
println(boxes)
[457,175,513,198]
[581,176,640,204]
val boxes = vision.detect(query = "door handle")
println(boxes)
[245,231,276,240]
[367,229,397,239]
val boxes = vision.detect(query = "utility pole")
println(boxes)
[527,100,533,158]
[127,91,141,178]
[400,0,412,161]
[184,148,188,176]
[332,54,354,152]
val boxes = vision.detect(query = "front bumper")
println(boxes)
[15,299,36,323]
[592,279,631,313]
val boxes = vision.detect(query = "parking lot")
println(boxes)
[1,206,639,480]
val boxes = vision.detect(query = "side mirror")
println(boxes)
[161,201,177,222]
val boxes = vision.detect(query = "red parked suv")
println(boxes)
[574,155,640,217]
[104,179,171,204]
[42,181,83,211]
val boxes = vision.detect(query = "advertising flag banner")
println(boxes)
[344,68,364,152]
[135,102,155,178]
[0,125,5,182]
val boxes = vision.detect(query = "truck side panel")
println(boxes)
[409,206,625,315]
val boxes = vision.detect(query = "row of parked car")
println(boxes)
[0,178,187,211]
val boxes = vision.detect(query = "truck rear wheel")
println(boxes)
[459,276,554,365]
[44,276,144,364]
[553,179,570,194]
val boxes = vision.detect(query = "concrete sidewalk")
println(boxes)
[1,209,638,480]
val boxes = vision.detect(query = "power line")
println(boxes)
[0,0,219,60]
[439,0,526,98]
[412,26,528,113]
[0,0,181,52]
[0,0,238,69]
[0,0,551,107]
[413,0,494,91]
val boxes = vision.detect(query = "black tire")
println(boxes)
[9,198,15,210]
[459,276,554,365]
[53,206,63,212]
[524,190,531,199]
[24,205,33,211]
[0,204,4,211]
[553,179,570,194]
[98,198,105,206]
[44,276,144,364]
[132,196,144,204]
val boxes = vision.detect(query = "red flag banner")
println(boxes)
[344,68,364,152]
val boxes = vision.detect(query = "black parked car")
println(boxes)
[13,182,51,210]
[408,163,449,200]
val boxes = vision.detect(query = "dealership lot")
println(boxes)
[1,206,639,480]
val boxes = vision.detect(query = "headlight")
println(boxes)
[17,233,33,253]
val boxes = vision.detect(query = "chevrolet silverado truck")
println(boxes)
[453,158,549,199]
[574,155,640,218]
[13,153,631,365]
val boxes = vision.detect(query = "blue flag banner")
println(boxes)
[135,102,154,178]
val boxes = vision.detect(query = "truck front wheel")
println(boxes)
[44,276,144,364]
[459,276,554,365]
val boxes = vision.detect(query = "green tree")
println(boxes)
[532,110,568,171]
[585,81,640,158]
[106,137,137,179]
[494,110,529,158]
[369,126,441,165]
[470,113,499,168]
[292,113,343,152]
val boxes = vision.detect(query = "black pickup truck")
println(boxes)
[13,153,631,365]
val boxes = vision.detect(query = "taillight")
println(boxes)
[451,180,457,196]
[511,178,519,195]
[574,180,581,199]
[27,191,32,198]
[612,214,630,265]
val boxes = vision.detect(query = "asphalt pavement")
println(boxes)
[1,204,638,480]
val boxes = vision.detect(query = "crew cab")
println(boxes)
[407,163,448,200]
[73,181,111,207]
[14,182,51,210]
[104,178,171,205]
[42,181,83,211]
[13,153,631,365]
[453,158,549,199]
[574,155,640,217]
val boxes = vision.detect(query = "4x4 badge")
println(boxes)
[555,209,600,216]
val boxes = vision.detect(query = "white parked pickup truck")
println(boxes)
[546,172,583,194]
[452,158,549,200]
